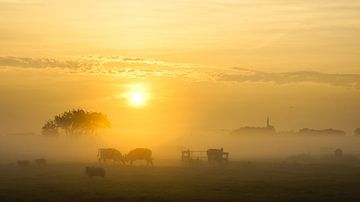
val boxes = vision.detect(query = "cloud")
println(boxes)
[0,56,168,71]
[0,56,84,69]
[217,67,360,89]
[1,56,360,89]
[0,56,208,80]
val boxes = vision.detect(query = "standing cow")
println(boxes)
[98,148,125,164]
[17,160,30,167]
[207,148,229,165]
[125,148,153,166]
[86,167,105,178]
[35,158,47,166]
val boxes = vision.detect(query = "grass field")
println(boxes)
[1,160,360,201]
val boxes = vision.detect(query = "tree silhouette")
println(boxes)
[42,109,111,136]
[42,120,58,136]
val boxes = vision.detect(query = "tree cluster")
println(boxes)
[42,109,111,136]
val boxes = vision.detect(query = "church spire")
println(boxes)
[267,116,270,128]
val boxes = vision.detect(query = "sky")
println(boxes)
[1,0,360,142]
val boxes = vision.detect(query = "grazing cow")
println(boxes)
[125,148,153,166]
[85,167,105,178]
[335,148,343,157]
[98,148,125,164]
[35,158,47,166]
[17,160,30,167]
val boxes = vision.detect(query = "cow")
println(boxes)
[98,148,125,164]
[125,148,153,166]
[35,158,47,166]
[207,148,229,165]
[335,148,343,157]
[85,167,105,178]
[17,160,30,167]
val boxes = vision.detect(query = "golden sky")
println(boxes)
[1,0,360,140]
[1,0,360,72]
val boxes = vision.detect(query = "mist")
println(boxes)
[2,131,360,164]
[2,0,360,200]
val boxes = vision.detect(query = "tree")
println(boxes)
[42,120,58,136]
[42,109,111,136]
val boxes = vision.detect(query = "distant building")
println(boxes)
[298,128,346,136]
[231,116,276,135]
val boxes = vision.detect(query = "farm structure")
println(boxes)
[181,148,229,165]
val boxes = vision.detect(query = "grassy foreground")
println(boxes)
[1,161,360,201]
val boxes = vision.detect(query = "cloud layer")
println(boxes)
[1,56,360,89]
[217,67,360,89]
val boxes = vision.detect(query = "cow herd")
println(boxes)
[15,147,230,178]
[13,147,232,178]
[15,148,154,178]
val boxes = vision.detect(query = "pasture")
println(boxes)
[1,160,360,201]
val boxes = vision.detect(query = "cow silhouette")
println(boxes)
[35,158,47,166]
[98,148,125,164]
[207,148,229,165]
[17,160,30,167]
[125,148,153,166]
[86,167,105,178]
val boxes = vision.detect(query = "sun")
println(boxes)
[130,91,146,106]
[123,83,149,107]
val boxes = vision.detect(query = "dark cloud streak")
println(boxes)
[0,56,83,69]
[217,67,360,89]
[1,56,360,89]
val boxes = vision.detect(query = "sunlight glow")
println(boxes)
[123,83,149,107]
[130,91,146,106]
